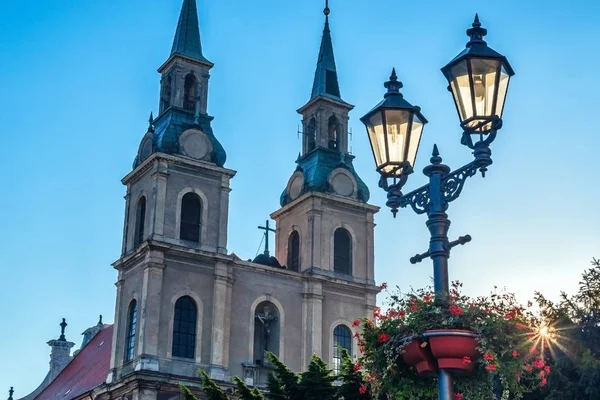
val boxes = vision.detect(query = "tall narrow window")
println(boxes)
[172,296,198,359]
[328,115,339,150]
[287,231,300,272]
[134,196,146,247]
[333,325,352,374]
[125,300,137,362]
[184,74,197,111]
[333,228,352,275]
[161,75,172,111]
[180,192,202,242]
[306,118,316,152]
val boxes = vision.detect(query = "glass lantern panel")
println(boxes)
[367,111,386,168]
[495,65,510,117]
[406,115,424,169]
[470,58,500,118]
[449,61,472,122]
[384,109,411,168]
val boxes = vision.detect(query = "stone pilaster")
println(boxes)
[151,161,169,236]
[210,262,233,380]
[217,175,232,255]
[302,280,323,369]
[135,251,165,372]
[121,192,131,255]
[107,278,124,383]
[366,212,375,282]
[308,208,323,270]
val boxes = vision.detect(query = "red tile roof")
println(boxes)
[36,325,113,400]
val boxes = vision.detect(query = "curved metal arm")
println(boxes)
[440,162,479,204]
[398,184,430,215]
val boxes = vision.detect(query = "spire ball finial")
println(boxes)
[324,0,330,16]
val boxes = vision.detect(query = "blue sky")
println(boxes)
[1,0,599,395]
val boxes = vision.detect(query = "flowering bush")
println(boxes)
[354,281,550,400]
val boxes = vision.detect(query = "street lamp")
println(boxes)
[361,15,514,400]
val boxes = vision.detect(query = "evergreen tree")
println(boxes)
[192,370,231,400]
[336,348,372,400]
[265,373,287,400]
[234,376,264,400]
[298,355,337,400]
[267,352,302,400]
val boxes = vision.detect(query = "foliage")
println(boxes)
[523,258,600,399]
[298,355,337,400]
[180,351,371,400]
[357,281,547,399]
[337,348,373,400]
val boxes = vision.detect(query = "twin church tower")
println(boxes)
[93,1,379,398]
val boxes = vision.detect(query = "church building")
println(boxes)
[11,1,380,399]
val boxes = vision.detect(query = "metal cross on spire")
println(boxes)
[257,220,276,257]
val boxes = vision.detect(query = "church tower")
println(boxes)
[106,0,236,389]
[271,2,380,369]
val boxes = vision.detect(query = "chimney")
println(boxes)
[46,318,75,381]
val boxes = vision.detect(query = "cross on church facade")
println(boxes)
[257,220,276,257]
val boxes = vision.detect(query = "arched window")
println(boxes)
[333,228,352,275]
[333,324,352,374]
[161,75,172,111]
[183,74,197,111]
[253,301,280,365]
[134,196,146,247]
[306,118,316,152]
[125,300,137,362]
[328,115,339,150]
[287,231,300,272]
[172,296,198,359]
[180,192,202,242]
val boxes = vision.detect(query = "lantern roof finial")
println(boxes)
[384,67,403,98]
[466,13,487,46]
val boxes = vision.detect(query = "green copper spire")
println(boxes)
[170,0,209,62]
[310,1,342,101]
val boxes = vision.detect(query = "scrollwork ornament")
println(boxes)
[441,163,478,204]
[399,186,430,215]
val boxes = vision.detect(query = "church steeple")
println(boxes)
[310,1,342,101]
[170,0,209,63]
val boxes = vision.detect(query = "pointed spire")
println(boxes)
[59,318,67,341]
[310,0,342,101]
[384,67,404,97]
[170,0,208,62]
[8,387,14,400]
[148,112,154,132]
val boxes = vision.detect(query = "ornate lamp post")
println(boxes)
[360,15,514,400]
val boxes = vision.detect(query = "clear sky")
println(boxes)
[1,0,599,395]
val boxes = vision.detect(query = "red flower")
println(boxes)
[512,350,519,357]
[353,362,362,372]
[486,364,497,371]
[449,305,464,316]
[373,307,381,318]
[359,384,367,395]
[532,359,545,369]
[540,377,547,387]
[378,333,391,343]
[455,394,464,400]
[409,304,418,312]
[525,365,533,372]
[352,319,361,327]
[544,365,551,374]
[353,332,360,338]
[463,356,471,364]
[483,353,495,361]
[397,309,406,318]
[423,295,432,303]
[380,282,388,290]
[515,323,527,330]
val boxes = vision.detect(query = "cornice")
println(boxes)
[271,191,380,219]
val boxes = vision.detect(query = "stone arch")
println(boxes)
[248,296,285,364]
[328,114,341,150]
[166,290,204,363]
[328,319,357,372]
[287,229,301,272]
[183,73,197,111]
